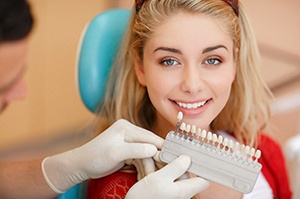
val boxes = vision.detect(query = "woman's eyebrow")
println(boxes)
[153,45,228,54]
[202,45,228,54]
[153,47,182,54]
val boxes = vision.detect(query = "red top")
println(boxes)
[86,171,136,199]
[86,134,292,199]
[258,134,292,199]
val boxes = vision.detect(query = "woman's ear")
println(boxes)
[134,51,147,86]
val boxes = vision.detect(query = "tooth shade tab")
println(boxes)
[180,122,186,131]
[249,148,256,160]
[223,138,229,147]
[196,128,202,138]
[233,142,240,153]
[212,134,218,144]
[244,146,250,160]
[201,130,206,139]
[185,124,191,133]
[218,135,223,144]
[191,125,196,134]
[254,150,261,162]
[207,132,212,143]
[177,111,183,121]
[245,146,250,155]
[240,144,245,152]
[227,140,234,154]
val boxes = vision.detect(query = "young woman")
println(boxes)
[87,0,292,198]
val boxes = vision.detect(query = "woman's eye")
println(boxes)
[160,59,179,66]
[204,58,221,66]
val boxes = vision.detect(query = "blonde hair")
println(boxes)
[97,0,273,147]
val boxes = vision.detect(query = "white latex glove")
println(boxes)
[126,151,165,180]
[128,158,156,181]
[125,155,210,199]
[41,119,164,193]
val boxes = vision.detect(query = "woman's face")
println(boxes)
[135,12,236,137]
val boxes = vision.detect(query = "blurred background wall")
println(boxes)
[0,0,109,157]
[0,0,299,195]
[0,1,136,161]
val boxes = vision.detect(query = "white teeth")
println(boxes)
[177,100,206,109]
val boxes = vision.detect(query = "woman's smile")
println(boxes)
[171,98,212,117]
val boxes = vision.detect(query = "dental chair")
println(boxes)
[56,8,131,199]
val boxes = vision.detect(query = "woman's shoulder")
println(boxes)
[258,133,281,149]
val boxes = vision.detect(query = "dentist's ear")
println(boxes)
[133,51,147,86]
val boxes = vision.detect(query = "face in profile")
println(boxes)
[135,12,236,136]
[0,38,28,113]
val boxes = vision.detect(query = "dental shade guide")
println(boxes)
[175,111,183,134]
[160,112,262,194]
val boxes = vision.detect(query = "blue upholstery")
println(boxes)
[77,9,131,112]
[56,183,87,199]
[56,9,131,199]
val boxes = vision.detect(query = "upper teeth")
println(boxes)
[177,101,206,109]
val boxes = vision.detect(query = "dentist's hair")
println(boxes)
[0,0,34,42]
[97,0,273,147]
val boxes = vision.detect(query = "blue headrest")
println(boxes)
[77,9,131,112]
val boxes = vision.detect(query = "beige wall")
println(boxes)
[0,0,115,150]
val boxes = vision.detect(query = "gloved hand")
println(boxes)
[125,155,210,199]
[126,151,164,180]
[41,119,164,193]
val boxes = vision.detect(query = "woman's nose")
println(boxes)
[180,65,204,95]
